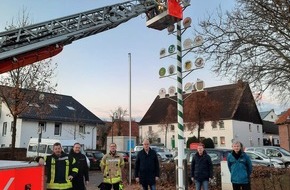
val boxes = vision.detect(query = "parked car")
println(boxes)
[85,150,104,170]
[187,148,232,165]
[245,151,285,168]
[244,146,290,168]
[117,151,137,162]
[151,146,173,162]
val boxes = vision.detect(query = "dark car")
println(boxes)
[117,151,137,162]
[187,148,232,165]
[85,150,104,170]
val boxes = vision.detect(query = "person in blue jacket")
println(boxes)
[227,141,252,190]
[135,139,160,190]
[190,143,213,190]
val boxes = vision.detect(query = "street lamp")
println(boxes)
[111,112,119,143]
[37,93,45,157]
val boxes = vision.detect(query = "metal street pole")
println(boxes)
[128,53,132,185]
[176,20,185,189]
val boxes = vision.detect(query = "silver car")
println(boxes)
[245,151,285,168]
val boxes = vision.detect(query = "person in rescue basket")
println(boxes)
[227,141,252,190]
[190,143,213,190]
[135,139,160,190]
[39,142,78,190]
[69,142,89,190]
[100,142,125,190]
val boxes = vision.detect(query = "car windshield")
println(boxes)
[93,152,104,158]
[278,148,290,156]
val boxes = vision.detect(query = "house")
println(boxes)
[260,109,278,122]
[97,120,139,149]
[275,109,290,151]
[139,81,263,149]
[0,89,104,150]
[259,109,280,146]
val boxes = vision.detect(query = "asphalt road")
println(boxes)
[87,170,103,190]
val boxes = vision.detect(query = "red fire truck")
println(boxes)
[0,160,44,190]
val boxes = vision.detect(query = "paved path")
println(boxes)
[87,170,103,190]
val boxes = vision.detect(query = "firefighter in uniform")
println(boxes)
[100,142,124,190]
[41,142,78,190]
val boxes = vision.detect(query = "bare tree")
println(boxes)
[0,10,58,158]
[184,91,221,141]
[159,104,176,147]
[191,0,290,104]
[110,106,128,136]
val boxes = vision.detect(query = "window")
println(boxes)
[257,125,260,133]
[170,125,175,131]
[219,121,224,129]
[213,137,218,144]
[249,124,252,132]
[1,144,5,148]
[54,123,62,136]
[39,122,46,132]
[211,121,217,129]
[149,126,152,132]
[200,124,204,130]
[157,138,161,143]
[79,125,85,134]
[49,104,58,109]
[2,122,7,136]
[220,136,225,145]
[258,138,261,146]
[66,106,75,111]
[10,121,14,132]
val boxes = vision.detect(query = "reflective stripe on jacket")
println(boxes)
[100,152,124,184]
[45,152,78,189]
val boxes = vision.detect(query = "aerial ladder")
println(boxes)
[0,0,183,74]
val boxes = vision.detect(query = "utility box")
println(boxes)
[221,161,233,190]
[0,160,45,190]
[106,136,136,153]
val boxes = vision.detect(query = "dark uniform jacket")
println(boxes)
[45,152,78,189]
[70,151,89,190]
[135,148,160,186]
[191,151,213,182]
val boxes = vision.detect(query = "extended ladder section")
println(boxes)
[0,0,158,73]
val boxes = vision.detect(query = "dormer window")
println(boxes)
[49,104,58,109]
[66,106,75,111]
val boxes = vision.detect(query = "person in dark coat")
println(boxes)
[135,139,160,190]
[191,143,213,190]
[69,143,89,190]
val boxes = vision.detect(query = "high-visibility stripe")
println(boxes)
[50,158,55,185]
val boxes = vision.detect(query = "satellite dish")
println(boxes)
[193,35,203,46]
[195,80,204,91]
[194,57,205,68]
[183,38,193,49]
[184,60,192,71]
[159,67,166,77]
[159,88,166,98]
[168,65,175,75]
[168,86,176,96]
[160,48,166,58]
[167,24,175,33]
[183,17,192,28]
[184,82,193,92]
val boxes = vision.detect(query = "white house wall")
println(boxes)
[263,110,278,122]
[140,120,263,150]
[20,120,97,150]
[232,120,263,148]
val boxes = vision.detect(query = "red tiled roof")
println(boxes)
[275,109,290,125]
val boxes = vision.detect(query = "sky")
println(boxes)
[0,0,285,121]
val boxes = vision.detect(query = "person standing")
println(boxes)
[135,139,160,190]
[100,142,124,190]
[69,143,89,190]
[190,143,213,190]
[40,142,78,190]
[227,141,252,190]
